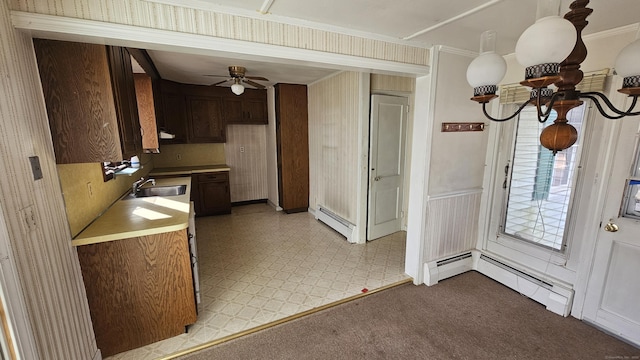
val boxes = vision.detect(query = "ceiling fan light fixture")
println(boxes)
[231,82,245,95]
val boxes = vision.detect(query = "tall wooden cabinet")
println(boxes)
[275,83,309,213]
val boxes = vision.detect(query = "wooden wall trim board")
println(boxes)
[134,73,160,151]
[0,1,98,358]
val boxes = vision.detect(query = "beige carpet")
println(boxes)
[176,271,639,359]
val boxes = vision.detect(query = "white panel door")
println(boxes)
[583,117,640,347]
[367,95,408,240]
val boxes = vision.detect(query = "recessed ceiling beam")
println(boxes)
[403,0,504,40]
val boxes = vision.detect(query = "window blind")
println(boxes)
[499,69,610,105]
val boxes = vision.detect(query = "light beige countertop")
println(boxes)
[150,164,230,176]
[72,177,192,247]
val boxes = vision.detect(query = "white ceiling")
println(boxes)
[142,0,640,86]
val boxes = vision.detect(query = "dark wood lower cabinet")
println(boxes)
[77,230,196,357]
[193,172,231,216]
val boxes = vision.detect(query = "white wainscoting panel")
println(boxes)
[0,2,98,358]
[424,190,482,262]
[225,125,269,203]
[308,72,361,223]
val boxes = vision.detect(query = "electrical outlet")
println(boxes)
[176,153,182,161]
[18,205,37,233]
[87,182,93,198]
[240,146,245,153]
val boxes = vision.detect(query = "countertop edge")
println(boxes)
[72,177,192,246]
[71,223,189,247]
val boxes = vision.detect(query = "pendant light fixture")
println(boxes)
[230,78,245,95]
[467,0,640,154]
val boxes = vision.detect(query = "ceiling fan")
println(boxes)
[207,66,269,95]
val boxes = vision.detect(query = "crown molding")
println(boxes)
[437,45,478,58]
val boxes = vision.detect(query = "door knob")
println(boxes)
[604,221,619,232]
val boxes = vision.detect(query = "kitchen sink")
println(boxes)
[134,185,187,198]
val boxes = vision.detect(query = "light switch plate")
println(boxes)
[29,156,43,180]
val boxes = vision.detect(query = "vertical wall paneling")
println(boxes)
[0,1,98,358]
[308,72,361,223]
[224,125,269,203]
[8,0,429,67]
[424,191,482,261]
[266,87,280,208]
[371,74,415,93]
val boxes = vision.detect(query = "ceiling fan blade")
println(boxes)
[204,74,230,77]
[245,76,269,81]
[212,78,232,86]
[243,79,266,89]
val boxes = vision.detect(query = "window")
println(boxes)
[502,105,586,251]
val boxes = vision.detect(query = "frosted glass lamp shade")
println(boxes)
[515,16,577,68]
[615,39,640,78]
[231,83,245,95]
[466,52,507,89]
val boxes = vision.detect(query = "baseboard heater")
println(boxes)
[315,206,355,243]
[424,251,573,317]
[476,253,573,317]
[424,252,474,286]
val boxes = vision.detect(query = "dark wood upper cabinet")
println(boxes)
[275,83,309,213]
[157,82,267,144]
[107,46,142,159]
[159,80,189,144]
[187,96,225,143]
[34,39,127,163]
[224,89,268,125]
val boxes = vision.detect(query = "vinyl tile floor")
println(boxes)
[107,204,408,359]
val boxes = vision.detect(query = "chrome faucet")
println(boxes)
[132,177,155,195]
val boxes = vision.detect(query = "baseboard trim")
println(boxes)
[231,199,268,207]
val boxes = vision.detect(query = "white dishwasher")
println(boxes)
[188,202,201,305]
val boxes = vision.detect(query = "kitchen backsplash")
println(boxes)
[57,154,153,237]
